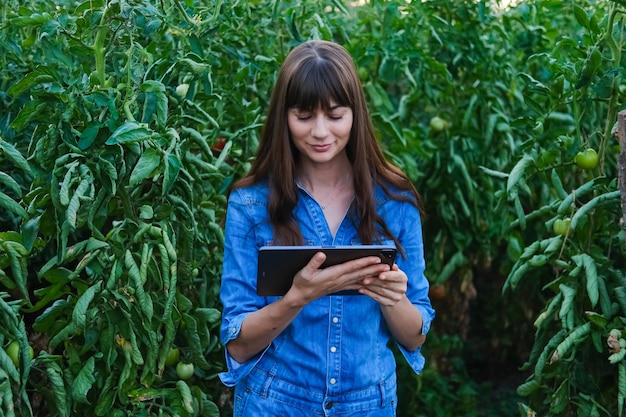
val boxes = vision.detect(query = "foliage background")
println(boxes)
[0,0,625,416]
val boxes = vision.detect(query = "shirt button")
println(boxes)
[330,378,336,385]
[231,328,237,334]
[332,317,339,323]
[325,402,334,409]
[330,346,337,353]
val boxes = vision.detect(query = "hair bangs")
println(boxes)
[286,59,351,111]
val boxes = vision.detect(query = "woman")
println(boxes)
[219,40,434,416]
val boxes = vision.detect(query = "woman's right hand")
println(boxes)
[285,252,392,305]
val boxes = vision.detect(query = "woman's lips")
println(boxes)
[311,144,332,152]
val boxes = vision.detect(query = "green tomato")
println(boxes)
[6,341,19,367]
[176,362,194,380]
[574,148,598,170]
[429,116,448,132]
[552,218,571,236]
[5,341,34,367]
[175,83,189,97]
[165,347,180,366]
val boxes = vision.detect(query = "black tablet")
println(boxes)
[256,245,397,296]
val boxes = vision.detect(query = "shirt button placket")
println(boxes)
[328,298,342,396]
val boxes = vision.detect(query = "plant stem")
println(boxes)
[94,2,109,86]
[601,5,622,174]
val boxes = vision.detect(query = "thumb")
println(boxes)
[305,251,327,271]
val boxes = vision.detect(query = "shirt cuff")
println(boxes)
[417,305,433,335]
[219,313,269,387]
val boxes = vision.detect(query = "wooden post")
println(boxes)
[617,110,626,228]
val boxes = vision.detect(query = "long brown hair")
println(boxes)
[233,40,424,253]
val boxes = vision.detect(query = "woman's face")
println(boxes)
[287,101,353,166]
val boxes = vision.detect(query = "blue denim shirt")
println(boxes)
[219,179,435,396]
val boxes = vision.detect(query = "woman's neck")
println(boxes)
[297,159,352,191]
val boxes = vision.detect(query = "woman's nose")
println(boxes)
[311,115,329,138]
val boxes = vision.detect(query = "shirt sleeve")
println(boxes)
[218,189,271,387]
[392,201,435,374]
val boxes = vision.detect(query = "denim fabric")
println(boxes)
[219,179,435,415]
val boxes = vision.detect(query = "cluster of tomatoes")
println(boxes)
[165,346,195,380]
[552,148,599,237]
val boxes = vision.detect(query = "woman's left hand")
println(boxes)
[358,264,407,306]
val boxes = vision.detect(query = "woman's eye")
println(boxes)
[296,115,311,121]
[329,115,343,120]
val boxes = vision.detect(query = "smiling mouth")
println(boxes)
[311,143,332,150]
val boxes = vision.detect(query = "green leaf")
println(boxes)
[518,72,551,95]
[0,191,27,219]
[6,67,55,96]
[71,356,96,404]
[584,311,607,328]
[552,322,591,363]
[45,362,70,417]
[66,177,92,228]
[194,308,221,325]
[181,313,210,369]
[59,160,80,206]
[558,284,576,328]
[0,172,22,198]
[201,398,221,417]
[550,379,569,414]
[24,280,71,314]
[570,191,620,230]
[72,282,102,329]
[20,215,40,252]
[0,137,32,176]
[9,100,47,131]
[141,80,168,127]
[557,179,595,214]
[78,122,101,150]
[573,5,589,30]
[516,379,539,397]
[129,148,161,186]
[176,380,195,413]
[32,298,71,331]
[506,153,535,199]
[94,382,116,417]
[162,153,181,195]
[3,242,29,303]
[572,254,599,308]
[124,250,153,321]
[105,121,152,145]
[139,205,154,220]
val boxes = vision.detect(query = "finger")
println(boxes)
[323,256,383,280]
[303,252,327,272]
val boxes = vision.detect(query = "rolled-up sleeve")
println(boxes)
[218,190,270,386]
[392,201,435,373]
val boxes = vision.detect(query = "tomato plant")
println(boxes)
[501,3,626,416]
